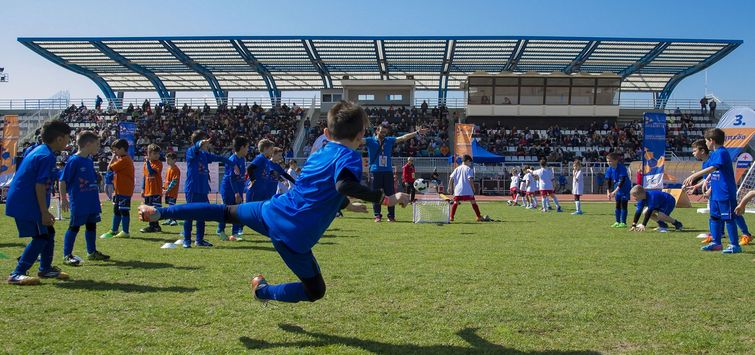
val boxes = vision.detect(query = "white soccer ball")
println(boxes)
[413,178,429,194]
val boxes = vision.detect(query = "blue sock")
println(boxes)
[196,220,206,242]
[40,237,54,272]
[111,215,122,232]
[84,230,96,254]
[614,209,620,223]
[710,218,723,245]
[620,209,628,224]
[735,215,751,236]
[183,220,193,242]
[63,228,77,256]
[121,215,130,234]
[725,220,740,246]
[255,282,310,303]
[13,238,47,275]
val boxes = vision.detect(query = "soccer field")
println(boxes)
[0,201,752,354]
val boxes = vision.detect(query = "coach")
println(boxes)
[364,124,427,222]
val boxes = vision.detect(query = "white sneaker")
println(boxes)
[658,228,669,233]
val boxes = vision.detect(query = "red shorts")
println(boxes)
[539,190,554,196]
[526,191,535,196]
[510,188,518,194]
[453,195,477,203]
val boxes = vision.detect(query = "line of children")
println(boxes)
[60,131,110,265]
[162,152,180,226]
[629,185,683,232]
[218,136,248,241]
[140,144,163,233]
[605,152,631,228]
[100,139,134,239]
[448,155,484,222]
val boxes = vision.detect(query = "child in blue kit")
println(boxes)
[6,120,72,285]
[139,101,410,303]
[245,139,295,203]
[217,136,248,241]
[684,128,742,254]
[629,185,683,233]
[605,152,631,228]
[60,131,110,265]
[182,131,231,248]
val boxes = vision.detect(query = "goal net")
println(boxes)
[737,162,755,214]
[413,199,450,224]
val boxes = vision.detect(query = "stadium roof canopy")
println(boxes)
[18,35,741,104]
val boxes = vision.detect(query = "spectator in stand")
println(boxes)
[421,100,429,115]
[402,157,416,202]
[709,99,717,119]
[700,97,708,116]
[95,95,103,111]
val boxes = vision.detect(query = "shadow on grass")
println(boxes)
[91,259,201,270]
[216,245,277,252]
[56,279,198,293]
[240,324,600,354]
[321,234,359,239]
[0,242,25,248]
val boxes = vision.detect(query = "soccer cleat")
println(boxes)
[616,223,627,228]
[7,273,40,286]
[701,243,723,251]
[557,207,563,213]
[217,231,229,241]
[139,226,160,233]
[87,251,110,261]
[673,221,683,231]
[250,274,269,304]
[161,220,172,225]
[228,234,243,241]
[37,266,69,280]
[701,235,713,244]
[611,222,620,228]
[571,210,583,215]
[138,205,161,222]
[739,235,752,246]
[168,220,178,226]
[63,254,82,267]
[387,217,396,222]
[114,232,130,238]
[541,208,548,213]
[657,227,669,233]
[374,216,382,223]
[195,240,213,247]
[99,231,115,239]
[722,245,742,254]
[182,240,192,249]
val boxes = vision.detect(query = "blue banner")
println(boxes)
[642,112,667,189]
[118,122,136,158]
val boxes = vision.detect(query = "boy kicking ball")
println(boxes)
[138,101,410,303]
[629,186,683,233]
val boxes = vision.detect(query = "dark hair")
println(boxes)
[147,143,161,154]
[111,139,129,151]
[607,152,621,161]
[327,101,368,140]
[76,130,99,147]
[166,152,177,160]
[539,159,547,167]
[463,154,473,163]
[41,120,71,144]
[704,128,725,145]
[191,130,207,144]
[691,139,709,154]
[233,136,249,152]
[257,139,274,152]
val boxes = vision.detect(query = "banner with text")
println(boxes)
[0,115,20,187]
[454,123,474,166]
[117,122,136,158]
[717,106,755,159]
[642,112,667,189]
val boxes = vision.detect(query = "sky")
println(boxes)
[0,0,753,102]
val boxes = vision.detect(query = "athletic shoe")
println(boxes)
[99,231,115,239]
[739,235,752,246]
[161,220,172,225]
[168,220,178,226]
[374,216,382,223]
[217,231,229,241]
[87,251,110,261]
[139,226,160,233]
[657,221,669,229]
[37,266,69,280]
[137,205,161,222]
[611,222,620,228]
[616,223,627,228]
[722,245,742,254]
[195,240,213,247]
[701,235,713,244]
[182,240,192,249]
[673,221,684,231]
[229,234,243,241]
[541,208,548,213]
[657,227,669,233]
[250,274,269,304]
[701,243,723,251]
[506,201,513,206]
[7,273,40,286]
[556,207,563,213]
[114,232,130,238]
[387,217,396,222]
[63,254,82,267]
[571,211,583,215]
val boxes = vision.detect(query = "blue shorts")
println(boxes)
[144,195,162,208]
[221,190,242,206]
[114,195,131,212]
[615,194,630,202]
[164,196,177,205]
[658,203,675,217]
[70,213,101,227]
[14,218,53,238]
[186,193,209,204]
[710,199,737,220]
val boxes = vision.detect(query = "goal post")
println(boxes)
[413,198,450,224]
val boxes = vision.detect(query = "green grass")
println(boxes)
[0,201,753,354]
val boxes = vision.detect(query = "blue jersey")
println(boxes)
[185,142,228,194]
[104,171,114,185]
[707,147,737,201]
[60,154,101,216]
[221,154,246,196]
[5,144,56,222]
[246,154,270,199]
[636,190,675,214]
[605,164,631,196]
[262,142,362,253]
[365,136,396,173]
[247,154,286,201]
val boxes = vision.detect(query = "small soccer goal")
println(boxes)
[736,161,755,214]
[413,199,450,224]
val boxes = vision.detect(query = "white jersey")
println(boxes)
[510,175,520,189]
[310,134,330,155]
[523,173,537,193]
[518,177,526,191]
[572,169,584,195]
[450,164,475,196]
[533,168,554,190]
[276,167,299,194]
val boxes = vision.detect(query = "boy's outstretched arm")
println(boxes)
[683,166,716,187]
[335,169,409,207]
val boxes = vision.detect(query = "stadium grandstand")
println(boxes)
[2,35,743,194]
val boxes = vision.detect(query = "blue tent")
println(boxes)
[449,140,506,164]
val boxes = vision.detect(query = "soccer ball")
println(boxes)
[413,178,429,194]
